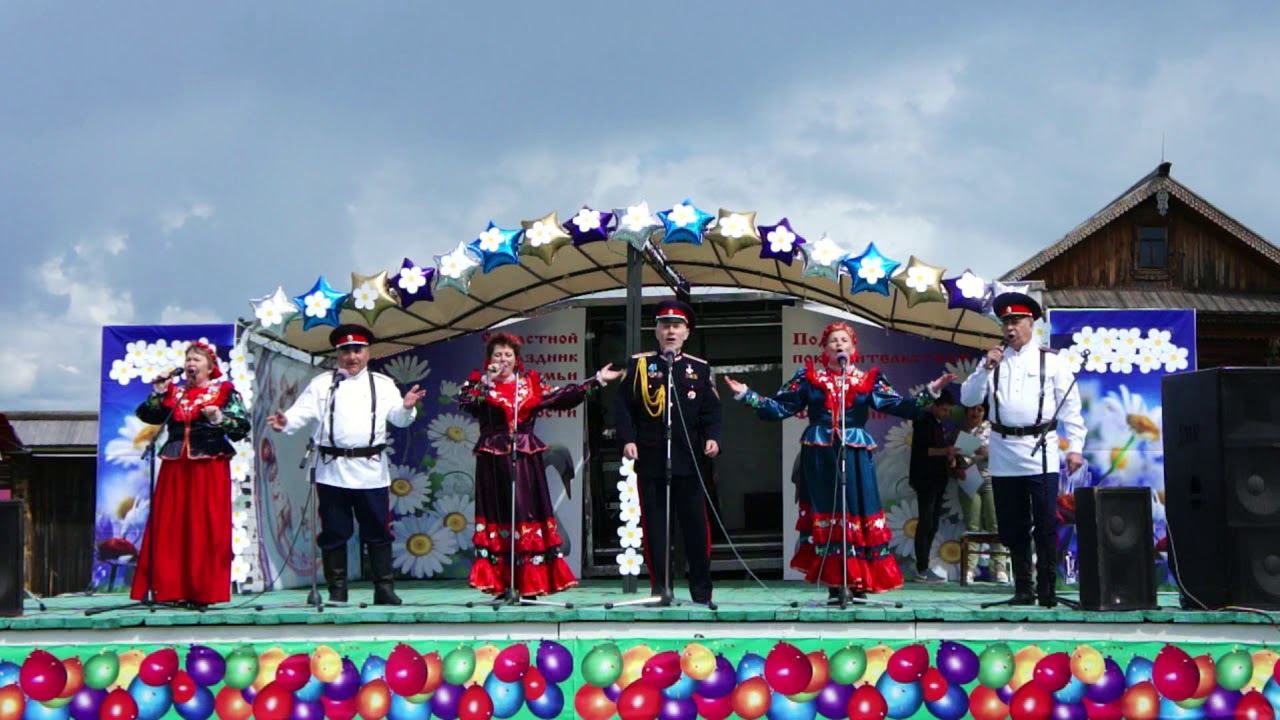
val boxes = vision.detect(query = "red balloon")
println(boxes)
[1082,698,1123,720]
[492,644,530,684]
[421,652,443,696]
[253,682,295,720]
[641,651,682,690]
[59,657,85,700]
[693,693,733,720]
[171,670,197,704]
[1190,654,1216,700]
[1120,681,1159,720]
[1237,691,1278,720]
[20,649,68,703]
[274,654,312,693]
[215,685,253,720]
[732,677,772,720]
[847,684,888,720]
[1031,652,1071,693]
[804,651,830,694]
[922,667,949,703]
[574,684,617,720]
[457,685,494,720]
[969,685,1009,720]
[357,679,392,720]
[139,648,179,686]
[100,688,139,720]
[321,695,358,720]
[522,667,547,701]
[1151,645,1199,702]
[0,684,26,720]
[385,644,428,698]
[886,644,930,684]
[764,642,813,696]
[617,679,663,720]
[1009,683,1053,720]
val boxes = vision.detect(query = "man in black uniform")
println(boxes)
[614,300,723,604]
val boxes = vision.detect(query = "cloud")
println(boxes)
[160,201,215,234]
[159,304,221,325]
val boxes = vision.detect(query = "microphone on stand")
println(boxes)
[835,352,850,375]
[662,347,676,362]
[329,369,342,392]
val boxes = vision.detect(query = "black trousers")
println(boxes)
[913,482,947,573]
[316,484,393,551]
[637,472,713,602]
[992,472,1059,585]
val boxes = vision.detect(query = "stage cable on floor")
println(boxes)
[1163,519,1278,632]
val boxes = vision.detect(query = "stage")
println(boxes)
[3,581,1277,719]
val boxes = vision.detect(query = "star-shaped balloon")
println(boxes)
[610,202,663,251]
[888,256,946,307]
[844,243,902,296]
[757,217,805,265]
[434,241,483,295]
[293,276,348,331]
[249,286,298,329]
[658,200,713,245]
[395,258,435,308]
[562,206,613,247]
[942,269,990,313]
[468,222,522,274]
[519,211,573,266]
[348,271,399,325]
[799,234,846,280]
[705,209,762,259]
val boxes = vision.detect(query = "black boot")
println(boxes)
[368,543,402,606]
[1007,544,1036,606]
[321,547,348,604]
[1035,540,1059,608]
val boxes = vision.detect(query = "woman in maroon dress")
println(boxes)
[459,333,622,597]
[131,342,249,607]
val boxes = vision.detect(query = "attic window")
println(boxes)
[1138,226,1167,269]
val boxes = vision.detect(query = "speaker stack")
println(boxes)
[1163,368,1280,610]
[0,500,22,616]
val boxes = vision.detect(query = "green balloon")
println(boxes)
[83,652,120,690]
[224,652,259,689]
[828,645,867,686]
[788,690,821,703]
[443,646,476,686]
[581,645,623,688]
[40,696,72,710]
[1215,648,1253,691]
[978,644,1015,689]
[1175,695,1209,710]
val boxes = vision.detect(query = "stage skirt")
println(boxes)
[469,449,577,597]
[130,456,233,605]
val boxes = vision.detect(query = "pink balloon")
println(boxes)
[19,649,68,703]
[138,648,179,686]
[886,644,929,684]
[385,644,428,698]
[492,644,530,684]
[1151,645,1199,702]
[640,651,682,690]
[764,642,813,696]
[1031,652,1071,693]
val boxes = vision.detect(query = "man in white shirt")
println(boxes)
[268,324,426,606]
[961,293,1086,607]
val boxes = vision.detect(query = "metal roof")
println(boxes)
[3,411,99,450]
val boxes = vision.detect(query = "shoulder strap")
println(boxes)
[993,360,1002,431]
[1035,347,1046,426]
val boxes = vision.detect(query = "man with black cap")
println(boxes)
[267,324,426,605]
[960,293,1086,607]
[614,299,722,605]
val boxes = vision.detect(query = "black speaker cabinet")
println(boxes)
[0,500,22,616]
[1074,487,1157,610]
[1164,368,1280,610]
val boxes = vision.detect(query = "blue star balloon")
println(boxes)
[563,206,613,246]
[942,269,990,313]
[468,221,522,273]
[610,202,663,251]
[844,242,901,296]
[395,257,435,308]
[434,241,483,294]
[293,276,347,331]
[799,233,846,280]
[757,217,806,265]
[658,199,713,245]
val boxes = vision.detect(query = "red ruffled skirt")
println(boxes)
[131,457,232,604]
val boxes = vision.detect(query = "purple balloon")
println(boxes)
[997,684,1014,704]
[603,682,623,702]
[936,641,980,686]
[816,683,854,719]
[696,655,736,699]
[323,658,361,701]
[290,699,325,720]
[1053,701,1087,720]
[660,696,698,720]
[1085,659,1125,704]
[1204,687,1242,719]
[536,641,573,684]
[430,682,463,720]
[70,687,108,720]
[240,685,258,704]
[185,646,226,687]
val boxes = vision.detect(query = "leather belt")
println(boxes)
[990,422,1053,438]
[318,444,386,459]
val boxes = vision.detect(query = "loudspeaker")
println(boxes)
[1074,487,1157,610]
[0,500,22,616]
[1164,368,1280,610]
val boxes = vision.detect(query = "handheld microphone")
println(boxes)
[154,367,183,384]
[985,340,1008,370]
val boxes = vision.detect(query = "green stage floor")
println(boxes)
[5,580,1273,633]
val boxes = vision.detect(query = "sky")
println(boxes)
[3,2,1280,410]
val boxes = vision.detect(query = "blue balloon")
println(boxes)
[388,694,432,720]
[128,675,173,720]
[294,677,324,703]
[767,691,817,720]
[468,222,523,274]
[663,674,696,701]
[292,276,348,331]
[924,682,969,720]
[21,699,70,720]
[361,656,387,684]
[0,661,19,686]
[874,674,924,720]
[174,686,215,720]
[1053,702,1087,720]
[736,653,767,682]
[1053,676,1087,704]
[1125,656,1154,686]
[658,200,713,246]
[526,682,564,720]
[1265,678,1280,709]
[1159,697,1206,719]
[484,673,525,719]
[843,242,901,296]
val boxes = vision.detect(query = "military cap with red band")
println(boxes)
[992,292,1043,321]
[329,323,375,348]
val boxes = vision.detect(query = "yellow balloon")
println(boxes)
[115,650,145,690]
[255,647,287,690]
[681,643,716,681]
[1070,645,1105,684]
[864,644,892,685]
[470,644,500,686]
[1010,645,1046,690]
[618,645,655,689]
[1248,649,1278,691]
[312,647,342,683]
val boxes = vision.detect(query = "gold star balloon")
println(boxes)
[705,209,761,258]
[348,271,400,324]
[888,255,946,307]
[519,211,573,266]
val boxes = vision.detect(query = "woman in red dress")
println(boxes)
[131,342,249,607]
[458,333,621,597]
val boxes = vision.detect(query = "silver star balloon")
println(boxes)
[248,286,298,329]
[799,233,847,281]
[610,201,663,251]
[433,241,483,295]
